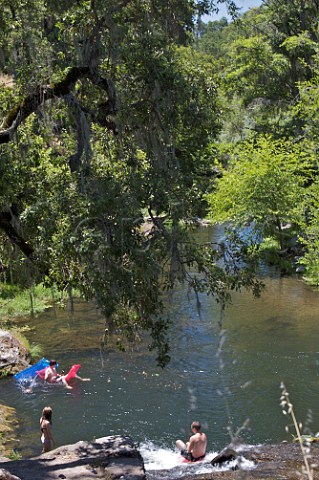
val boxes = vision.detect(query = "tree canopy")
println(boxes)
[3,0,319,364]
[0,0,262,366]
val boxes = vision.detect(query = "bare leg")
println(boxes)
[74,374,90,381]
[60,375,73,389]
[42,441,52,453]
[176,440,187,452]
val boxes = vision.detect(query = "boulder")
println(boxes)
[211,445,239,467]
[0,329,31,376]
[0,435,146,480]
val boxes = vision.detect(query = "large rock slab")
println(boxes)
[147,442,319,480]
[0,329,30,376]
[0,435,145,480]
[177,442,319,480]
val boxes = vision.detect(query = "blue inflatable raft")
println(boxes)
[14,357,50,382]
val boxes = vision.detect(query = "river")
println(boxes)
[1,226,319,476]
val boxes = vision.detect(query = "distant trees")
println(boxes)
[205,136,314,249]
[198,0,319,137]
[198,0,319,283]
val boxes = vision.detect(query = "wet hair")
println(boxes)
[41,406,53,423]
[191,421,201,431]
[49,359,57,366]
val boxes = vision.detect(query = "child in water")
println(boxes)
[44,359,90,390]
[44,360,72,389]
[40,406,54,453]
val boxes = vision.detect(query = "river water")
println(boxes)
[1,226,319,476]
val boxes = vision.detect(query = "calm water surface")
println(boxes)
[1,226,319,473]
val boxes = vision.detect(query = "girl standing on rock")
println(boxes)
[40,406,54,453]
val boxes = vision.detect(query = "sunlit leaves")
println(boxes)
[205,136,312,249]
[224,35,289,104]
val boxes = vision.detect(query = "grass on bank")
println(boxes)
[8,326,43,361]
[0,283,60,364]
[0,283,57,320]
[0,282,82,364]
[7,449,22,460]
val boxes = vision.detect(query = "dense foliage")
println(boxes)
[3,0,319,364]
[0,0,260,365]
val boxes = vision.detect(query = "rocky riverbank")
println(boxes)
[0,329,31,377]
[1,438,319,480]
[146,442,319,480]
[0,436,146,480]
[0,404,19,457]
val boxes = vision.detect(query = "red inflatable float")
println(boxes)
[36,364,81,382]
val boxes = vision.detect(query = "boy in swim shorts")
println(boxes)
[176,421,207,462]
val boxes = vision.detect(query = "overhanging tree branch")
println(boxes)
[0,67,117,145]
[0,212,35,259]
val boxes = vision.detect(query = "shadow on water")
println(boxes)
[1,226,319,475]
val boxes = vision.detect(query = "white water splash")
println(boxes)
[139,441,256,478]
[140,441,183,470]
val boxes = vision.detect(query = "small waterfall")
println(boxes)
[139,441,255,479]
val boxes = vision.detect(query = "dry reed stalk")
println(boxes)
[280,382,313,480]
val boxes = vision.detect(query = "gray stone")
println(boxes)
[0,436,146,480]
[211,445,238,466]
[0,329,31,376]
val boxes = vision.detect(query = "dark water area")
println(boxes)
[1,226,319,475]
